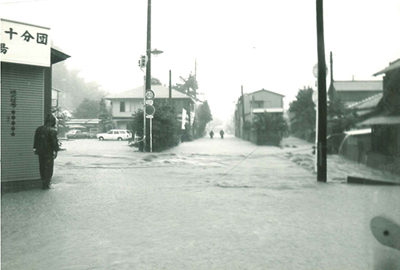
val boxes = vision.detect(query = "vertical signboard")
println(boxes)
[1,19,51,67]
[181,108,187,129]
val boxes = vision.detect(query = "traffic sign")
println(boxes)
[145,105,155,116]
[146,115,154,119]
[145,89,155,99]
[312,90,318,104]
[313,63,328,78]
[139,55,148,69]
[145,100,153,105]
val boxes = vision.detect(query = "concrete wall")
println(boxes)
[339,133,372,164]
[250,129,282,146]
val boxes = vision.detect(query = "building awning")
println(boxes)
[357,116,400,126]
[67,119,101,124]
[252,108,284,113]
[344,128,371,135]
[51,48,70,64]
[67,125,86,129]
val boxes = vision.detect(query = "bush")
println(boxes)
[253,113,288,133]
[131,103,180,152]
[252,113,288,145]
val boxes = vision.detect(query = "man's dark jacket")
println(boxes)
[34,123,60,155]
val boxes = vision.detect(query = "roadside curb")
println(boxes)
[347,176,400,186]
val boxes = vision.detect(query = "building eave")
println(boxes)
[51,48,70,65]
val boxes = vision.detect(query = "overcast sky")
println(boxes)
[2,0,400,120]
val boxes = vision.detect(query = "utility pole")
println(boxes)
[146,0,151,91]
[316,0,327,182]
[144,0,151,152]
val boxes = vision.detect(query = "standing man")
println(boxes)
[33,114,60,189]
[219,130,225,139]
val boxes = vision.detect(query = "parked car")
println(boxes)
[66,129,88,140]
[87,128,101,139]
[96,129,132,141]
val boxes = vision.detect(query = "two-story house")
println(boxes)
[235,88,285,140]
[106,85,197,130]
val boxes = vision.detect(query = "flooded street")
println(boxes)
[2,136,400,269]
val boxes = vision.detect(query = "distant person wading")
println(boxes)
[209,130,214,139]
[220,130,225,139]
[33,114,60,189]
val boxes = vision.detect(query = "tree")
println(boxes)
[173,73,199,99]
[98,98,114,132]
[52,59,106,111]
[327,96,357,134]
[73,98,100,118]
[52,106,69,128]
[193,101,212,138]
[151,77,162,85]
[289,86,316,141]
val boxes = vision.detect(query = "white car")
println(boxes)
[96,129,132,141]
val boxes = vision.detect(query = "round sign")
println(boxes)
[145,90,155,99]
[313,63,328,78]
[145,105,155,116]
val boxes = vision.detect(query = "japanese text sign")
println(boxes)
[1,19,51,67]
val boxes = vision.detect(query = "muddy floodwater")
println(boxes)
[2,136,400,269]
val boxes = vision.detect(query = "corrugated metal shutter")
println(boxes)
[1,63,44,182]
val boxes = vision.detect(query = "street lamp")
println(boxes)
[150,48,163,55]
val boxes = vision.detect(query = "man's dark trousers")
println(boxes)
[38,153,54,188]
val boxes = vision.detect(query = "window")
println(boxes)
[120,101,126,112]
[114,131,120,134]
[253,101,264,108]
[120,131,126,134]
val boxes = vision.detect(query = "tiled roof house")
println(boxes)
[328,80,383,107]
